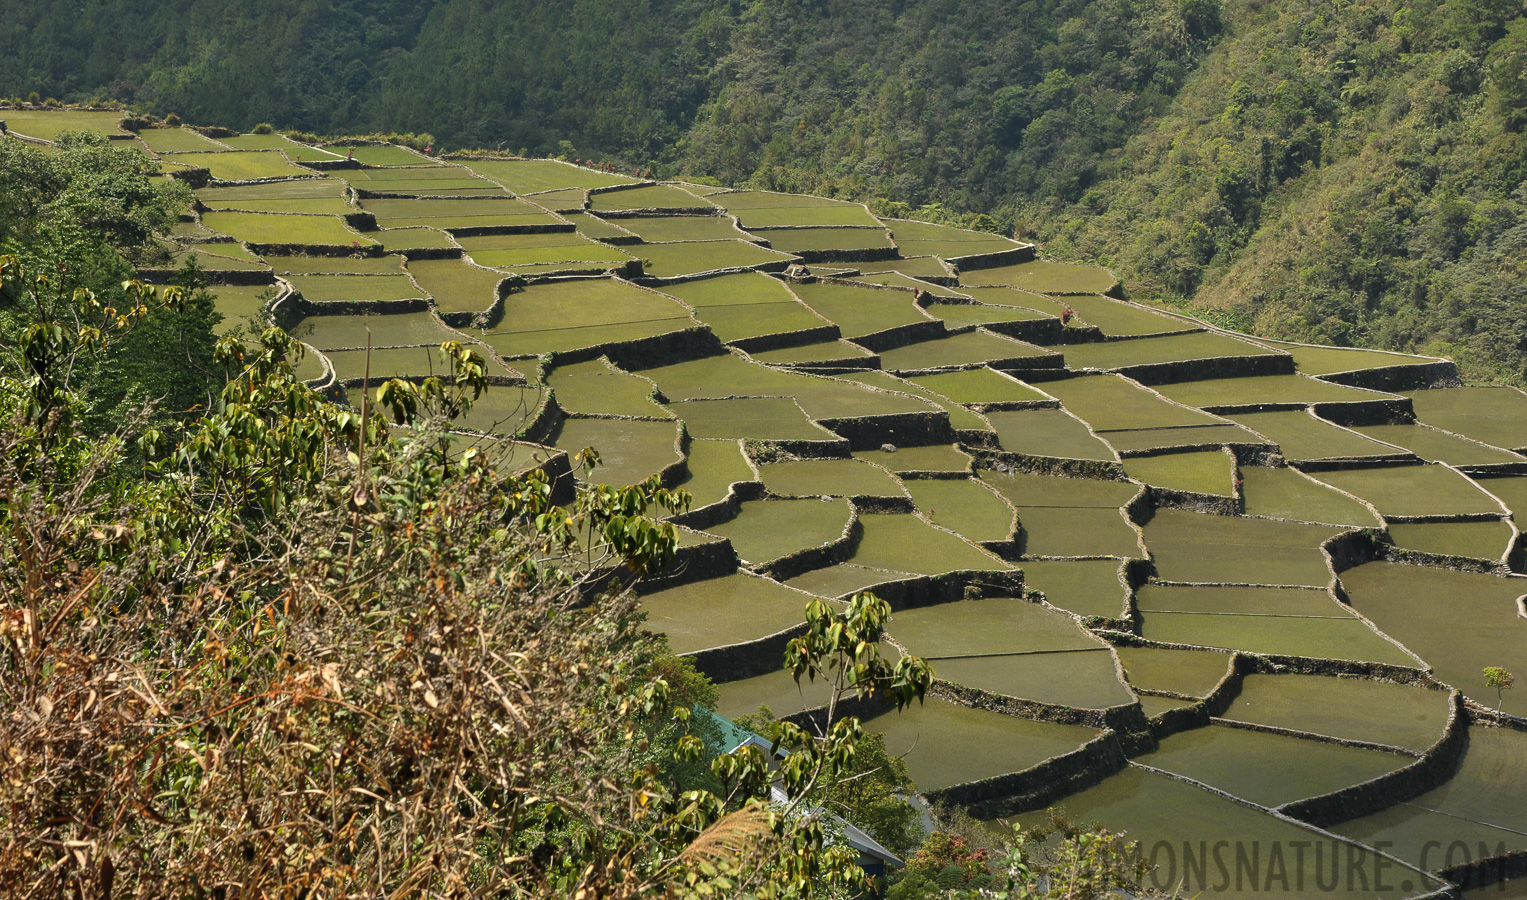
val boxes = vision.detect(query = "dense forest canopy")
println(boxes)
[4,0,1527,366]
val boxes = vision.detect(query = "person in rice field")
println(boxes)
[346,148,354,161]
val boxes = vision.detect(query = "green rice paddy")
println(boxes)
[984,408,1116,460]
[640,573,817,653]
[877,331,1053,371]
[1237,466,1381,526]
[320,144,429,166]
[711,191,854,209]
[1476,474,1527,517]
[1311,464,1506,517]
[674,440,756,508]
[200,211,374,247]
[1260,340,1438,376]
[614,215,754,243]
[208,284,275,335]
[1387,519,1513,560]
[376,228,458,251]
[1143,509,1343,585]
[889,596,1104,656]
[705,497,853,565]
[1349,423,1525,466]
[590,184,714,211]
[1224,674,1451,752]
[851,513,1012,574]
[852,443,972,473]
[460,159,638,193]
[637,240,796,277]
[287,274,424,304]
[201,197,359,216]
[404,258,506,315]
[715,668,834,720]
[3,110,129,141]
[869,698,1097,792]
[1122,450,1234,496]
[139,127,230,152]
[1016,507,1145,558]
[785,563,918,598]
[551,417,681,486]
[325,344,519,384]
[687,301,831,343]
[836,371,992,431]
[1013,768,1443,899]
[166,150,308,181]
[668,397,838,441]
[961,259,1112,293]
[560,211,638,240]
[1404,386,1527,450]
[1136,725,1409,807]
[1138,695,1195,718]
[732,205,881,228]
[1335,725,1527,867]
[1228,410,1410,461]
[1142,609,1414,664]
[1341,562,1527,715]
[895,237,1025,259]
[644,353,930,420]
[1102,423,1270,453]
[904,478,1017,542]
[1056,331,1280,369]
[750,340,875,365]
[1156,374,1397,408]
[546,358,668,417]
[1137,584,1352,617]
[933,650,1135,709]
[289,310,460,349]
[759,458,904,498]
[1019,559,1129,618]
[483,278,693,356]
[789,281,930,337]
[755,227,895,254]
[903,368,1050,403]
[852,256,953,279]
[1115,646,1234,697]
[171,247,268,272]
[1042,375,1226,432]
[923,302,1051,329]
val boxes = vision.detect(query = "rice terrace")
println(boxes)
[7,106,1527,898]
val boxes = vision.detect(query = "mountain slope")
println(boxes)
[4,0,1526,380]
[1025,0,1527,383]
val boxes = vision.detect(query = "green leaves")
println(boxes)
[785,591,931,712]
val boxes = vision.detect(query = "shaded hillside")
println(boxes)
[1025,0,1527,384]
[5,0,1527,379]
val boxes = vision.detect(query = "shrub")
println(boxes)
[252,122,275,134]
[165,112,181,126]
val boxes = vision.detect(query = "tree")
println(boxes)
[1484,666,1516,711]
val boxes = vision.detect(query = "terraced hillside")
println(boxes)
[13,113,1527,895]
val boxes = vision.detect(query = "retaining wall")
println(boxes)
[1276,691,1469,828]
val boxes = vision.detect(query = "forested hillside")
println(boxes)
[5,0,1527,380]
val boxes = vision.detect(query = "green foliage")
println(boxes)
[889,832,994,898]
[14,0,1527,377]
[1028,0,1527,384]
[891,815,1155,900]
[1484,665,1515,710]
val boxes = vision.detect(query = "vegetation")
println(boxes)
[12,0,1527,376]
[1484,665,1515,711]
